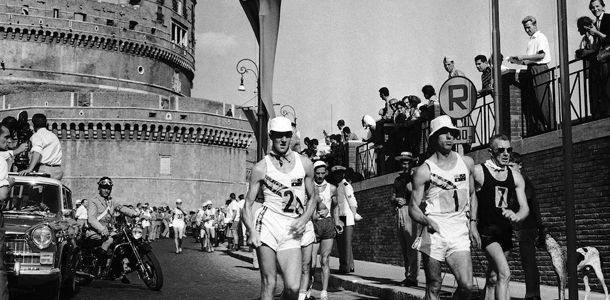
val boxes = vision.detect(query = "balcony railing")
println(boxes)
[354,57,607,180]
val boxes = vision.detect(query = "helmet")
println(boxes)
[97,177,113,187]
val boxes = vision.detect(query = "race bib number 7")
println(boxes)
[438,189,468,214]
[281,188,304,215]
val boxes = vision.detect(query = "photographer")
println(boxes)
[18,113,63,180]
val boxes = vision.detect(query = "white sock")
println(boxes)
[320,290,328,298]
[298,292,307,300]
[306,290,311,298]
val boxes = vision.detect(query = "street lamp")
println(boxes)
[280,105,297,125]
[236,58,264,161]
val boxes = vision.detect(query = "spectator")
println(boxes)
[361,115,377,143]
[18,113,63,180]
[225,109,233,117]
[289,122,302,153]
[342,126,358,141]
[405,96,424,156]
[378,87,397,121]
[332,165,362,274]
[75,199,88,227]
[587,0,610,117]
[391,152,420,287]
[337,119,345,132]
[237,194,247,249]
[141,203,151,242]
[301,138,319,160]
[226,193,240,251]
[508,16,554,133]
[510,152,546,300]
[443,56,466,78]
[475,54,493,98]
[577,17,596,59]
[421,85,439,121]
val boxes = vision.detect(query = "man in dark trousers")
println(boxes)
[510,152,546,300]
[390,151,420,287]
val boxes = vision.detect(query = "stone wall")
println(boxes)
[0,0,195,96]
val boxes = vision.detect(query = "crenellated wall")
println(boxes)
[0,0,195,96]
[0,90,255,212]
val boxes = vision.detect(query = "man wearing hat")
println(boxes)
[305,161,338,300]
[87,177,143,275]
[242,116,317,300]
[391,151,420,287]
[409,115,479,300]
[332,164,362,274]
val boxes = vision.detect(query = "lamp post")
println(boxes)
[280,105,297,125]
[236,58,264,161]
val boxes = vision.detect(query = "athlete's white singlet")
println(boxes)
[262,153,306,218]
[424,153,470,221]
[315,181,332,218]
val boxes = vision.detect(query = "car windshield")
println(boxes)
[3,182,61,214]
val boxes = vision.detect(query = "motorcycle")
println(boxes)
[75,223,164,290]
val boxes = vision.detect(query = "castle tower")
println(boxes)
[0,0,255,210]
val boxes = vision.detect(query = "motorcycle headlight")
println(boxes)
[32,226,53,249]
[132,226,143,240]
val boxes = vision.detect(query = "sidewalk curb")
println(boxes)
[225,250,426,300]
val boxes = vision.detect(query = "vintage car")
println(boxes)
[3,173,80,300]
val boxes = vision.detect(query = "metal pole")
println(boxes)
[556,1,577,299]
[257,80,264,161]
[491,0,503,134]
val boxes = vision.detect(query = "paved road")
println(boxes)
[10,237,377,300]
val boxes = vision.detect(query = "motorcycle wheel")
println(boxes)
[74,257,94,286]
[138,251,164,291]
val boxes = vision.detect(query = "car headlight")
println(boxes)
[31,226,53,249]
[132,226,143,240]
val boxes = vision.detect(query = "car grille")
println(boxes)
[3,235,40,271]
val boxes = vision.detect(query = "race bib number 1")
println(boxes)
[438,189,468,214]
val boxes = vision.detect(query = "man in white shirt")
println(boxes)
[508,16,554,133]
[75,199,89,227]
[332,165,362,273]
[19,113,63,180]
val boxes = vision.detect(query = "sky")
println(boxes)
[193,1,591,142]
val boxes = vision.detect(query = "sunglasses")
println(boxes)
[493,147,513,153]
[270,131,293,139]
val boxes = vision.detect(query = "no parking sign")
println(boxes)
[439,76,477,119]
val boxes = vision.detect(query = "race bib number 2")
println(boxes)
[281,188,304,215]
[438,189,468,214]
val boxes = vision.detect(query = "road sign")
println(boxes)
[454,126,474,144]
[439,76,477,119]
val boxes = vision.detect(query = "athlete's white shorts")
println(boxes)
[300,220,315,247]
[414,216,470,262]
[255,206,302,251]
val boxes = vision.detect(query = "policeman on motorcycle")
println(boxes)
[86,177,143,276]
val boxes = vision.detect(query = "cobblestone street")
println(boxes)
[10,237,376,300]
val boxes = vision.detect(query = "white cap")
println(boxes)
[176,198,183,203]
[429,115,460,138]
[206,200,212,206]
[313,160,327,170]
[268,117,292,133]
[75,199,82,205]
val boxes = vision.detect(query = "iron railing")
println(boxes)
[354,58,607,180]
